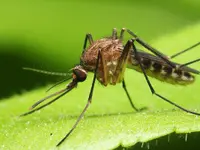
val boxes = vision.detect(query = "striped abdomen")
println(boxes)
[127,50,195,85]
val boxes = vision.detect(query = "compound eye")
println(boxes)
[73,67,87,82]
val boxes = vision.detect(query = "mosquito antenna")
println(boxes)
[23,67,70,76]
[46,77,72,93]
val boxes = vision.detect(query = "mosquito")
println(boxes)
[20,28,200,146]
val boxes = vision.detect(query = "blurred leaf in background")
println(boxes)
[0,0,199,98]
[0,0,200,149]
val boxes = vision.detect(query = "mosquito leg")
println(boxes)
[112,28,117,40]
[127,29,200,68]
[114,40,132,82]
[81,33,94,54]
[170,42,200,59]
[179,58,200,68]
[131,38,200,116]
[170,42,200,69]
[168,43,200,73]
[122,79,139,111]
[126,29,175,68]
[119,28,125,41]
[113,40,141,111]
[56,49,101,147]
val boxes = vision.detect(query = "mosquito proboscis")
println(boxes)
[20,28,200,146]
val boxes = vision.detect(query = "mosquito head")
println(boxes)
[72,65,87,82]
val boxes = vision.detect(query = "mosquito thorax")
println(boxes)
[81,38,123,71]
[72,65,87,82]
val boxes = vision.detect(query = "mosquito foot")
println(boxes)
[138,107,148,112]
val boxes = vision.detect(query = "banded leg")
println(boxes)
[131,39,200,116]
[56,49,101,146]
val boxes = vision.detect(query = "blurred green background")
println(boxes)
[0,0,199,99]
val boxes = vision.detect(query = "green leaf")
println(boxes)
[1,23,200,150]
